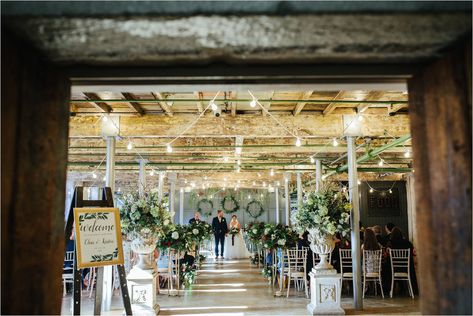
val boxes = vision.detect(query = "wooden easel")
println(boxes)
[64,186,132,316]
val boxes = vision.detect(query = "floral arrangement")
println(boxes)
[244,221,265,246]
[120,192,174,240]
[292,182,351,237]
[221,195,240,213]
[188,221,213,244]
[262,266,272,279]
[157,225,192,252]
[180,263,197,287]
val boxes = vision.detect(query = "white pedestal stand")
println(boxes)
[127,266,159,315]
[307,268,344,315]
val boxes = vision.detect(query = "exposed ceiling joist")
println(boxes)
[194,91,204,113]
[83,92,112,113]
[152,92,173,116]
[229,91,237,116]
[121,92,144,116]
[323,91,343,115]
[262,91,274,116]
[388,103,406,115]
[293,90,313,115]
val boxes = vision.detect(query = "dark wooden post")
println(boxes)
[408,39,472,315]
[1,30,70,314]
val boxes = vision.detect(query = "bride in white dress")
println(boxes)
[224,215,251,259]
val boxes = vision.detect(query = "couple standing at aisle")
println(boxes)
[211,210,250,259]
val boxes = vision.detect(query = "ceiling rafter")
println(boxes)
[322,91,344,115]
[293,90,313,116]
[152,92,173,116]
[83,92,112,113]
[262,91,274,116]
[194,91,204,113]
[121,92,144,116]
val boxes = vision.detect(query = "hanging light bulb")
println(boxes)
[204,176,208,180]
[248,194,251,199]
[295,138,302,147]
[117,187,121,193]
[166,144,173,153]
[263,182,267,187]
[357,180,361,185]
[270,169,274,176]
[237,180,241,184]
[285,177,289,183]
[102,115,108,122]
[369,188,374,193]
[224,177,227,182]
[184,179,188,184]
[389,189,393,194]
[237,167,241,173]
[252,181,256,186]
[322,175,327,180]
[276,181,280,186]
[237,159,241,165]
[202,184,205,189]
[127,141,133,150]
[150,169,155,176]
[332,138,339,147]
[358,115,364,121]
[92,172,97,179]
[102,176,106,181]
[250,98,257,108]
[309,156,315,164]
[404,150,411,158]
[378,159,384,167]
[234,187,237,191]
[260,193,264,198]
[210,195,213,199]
[223,156,229,162]
[257,173,262,178]
[210,101,218,111]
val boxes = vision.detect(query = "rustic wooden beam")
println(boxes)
[293,90,313,115]
[121,92,144,116]
[194,91,204,113]
[229,91,237,116]
[323,91,343,115]
[262,91,274,116]
[152,92,173,116]
[83,92,112,113]
[2,30,69,314]
[387,103,406,115]
[408,40,471,315]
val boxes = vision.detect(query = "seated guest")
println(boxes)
[372,225,384,245]
[362,228,382,251]
[386,227,419,295]
[189,211,203,224]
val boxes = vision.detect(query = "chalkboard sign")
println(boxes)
[367,188,401,217]
[74,207,124,269]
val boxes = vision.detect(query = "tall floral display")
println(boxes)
[120,192,174,269]
[292,183,351,270]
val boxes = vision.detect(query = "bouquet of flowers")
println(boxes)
[261,223,276,249]
[229,226,240,246]
[180,263,197,288]
[271,224,300,249]
[120,192,174,241]
[188,221,213,245]
[244,221,265,246]
[292,182,351,238]
[262,266,272,280]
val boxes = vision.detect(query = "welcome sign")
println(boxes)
[74,207,124,269]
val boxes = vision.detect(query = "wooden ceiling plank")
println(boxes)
[262,91,274,116]
[83,92,112,113]
[322,91,344,115]
[121,92,144,116]
[293,90,313,116]
[152,92,173,116]
[194,91,204,113]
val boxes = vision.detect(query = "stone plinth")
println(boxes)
[307,268,344,315]
[127,267,159,315]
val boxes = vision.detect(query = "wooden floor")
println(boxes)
[61,258,420,315]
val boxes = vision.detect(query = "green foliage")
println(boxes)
[260,223,299,249]
[244,221,265,246]
[221,195,239,213]
[120,192,174,240]
[157,221,213,252]
[262,266,272,278]
[292,182,351,237]
[245,200,265,219]
[188,221,213,244]
[180,263,197,287]
[197,198,214,217]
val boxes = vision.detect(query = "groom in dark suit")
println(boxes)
[212,210,228,259]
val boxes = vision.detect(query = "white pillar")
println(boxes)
[284,173,290,225]
[158,171,165,202]
[296,172,303,207]
[315,160,322,192]
[347,136,362,310]
[102,136,116,312]
[168,173,176,221]
[138,158,147,197]
[406,173,417,247]
[275,186,280,224]
[179,187,184,225]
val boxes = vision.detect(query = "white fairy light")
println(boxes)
[248,194,251,199]
[210,195,213,199]
[184,179,188,184]
[250,98,257,108]
[257,173,262,178]
[223,156,229,162]
[260,193,264,198]
[263,182,267,187]
[295,138,302,147]
[102,115,108,122]
[127,141,133,150]
[210,101,218,111]
[204,176,208,180]
[357,180,361,185]
[237,159,241,165]
[332,138,339,147]
[404,150,411,158]
[237,180,241,184]
[149,169,155,176]
[252,181,256,186]
[358,115,364,121]
[389,189,393,194]
[369,188,374,193]
[92,172,97,179]
[237,167,241,173]
[102,176,106,181]
[310,156,315,164]
[270,169,274,176]
[322,175,327,180]
[166,144,173,153]
[276,181,280,186]
[224,177,228,182]
[378,159,384,167]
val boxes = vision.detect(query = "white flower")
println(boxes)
[252,229,257,234]
[171,232,179,239]
[277,239,286,246]
[163,219,170,226]
[264,228,270,235]
[192,228,199,235]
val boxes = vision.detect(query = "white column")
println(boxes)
[275,186,280,224]
[138,158,147,197]
[315,160,322,192]
[179,187,184,225]
[347,136,362,310]
[158,171,165,202]
[102,136,116,312]
[284,172,290,225]
[296,172,303,208]
[168,173,176,221]
[406,173,417,247]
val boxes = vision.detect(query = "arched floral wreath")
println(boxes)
[197,198,214,217]
[221,195,239,214]
[246,200,265,219]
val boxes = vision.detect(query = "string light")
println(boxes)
[224,177,228,182]
[149,169,155,176]
[404,149,411,158]
[102,115,108,122]
[332,138,339,147]
[263,182,267,187]
[310,156,315,163]
[210,101,218,111]
[250,98,257,108]
[127,141,133,150]
[117,187,121,193]
[223,156,229,162]
[248,194,251,199]
[257,173,262,178]
[252,181,256,186]
[270,169,274,176]
[237,159,241,165]
[210,195,213,199]
[237,166,241,173]
[166,144,173,153]
[92,172,97,179]
[321,175,327,180]
[378,159,384,167]
[102,176,106,181]
[357,180,361,185]
[276,181,280,186]
[260,193,264,198]
[358,115,364,121]
[184,179,188,184]
[285,178,289,183]
[369,188,374,193]
[389,189,393,194]
[204,176,208,180]
[295,138,302,147]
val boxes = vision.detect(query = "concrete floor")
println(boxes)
[61,258,420,315]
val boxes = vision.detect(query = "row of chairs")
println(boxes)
[281,247,414,299]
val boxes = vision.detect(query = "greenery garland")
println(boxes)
[221,195,239,213]
[245,200,265,219]
[197,198,214,217]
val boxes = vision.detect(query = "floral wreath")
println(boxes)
[221,195,239,214]
[197,198,214,217]
[245,200,265,219]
